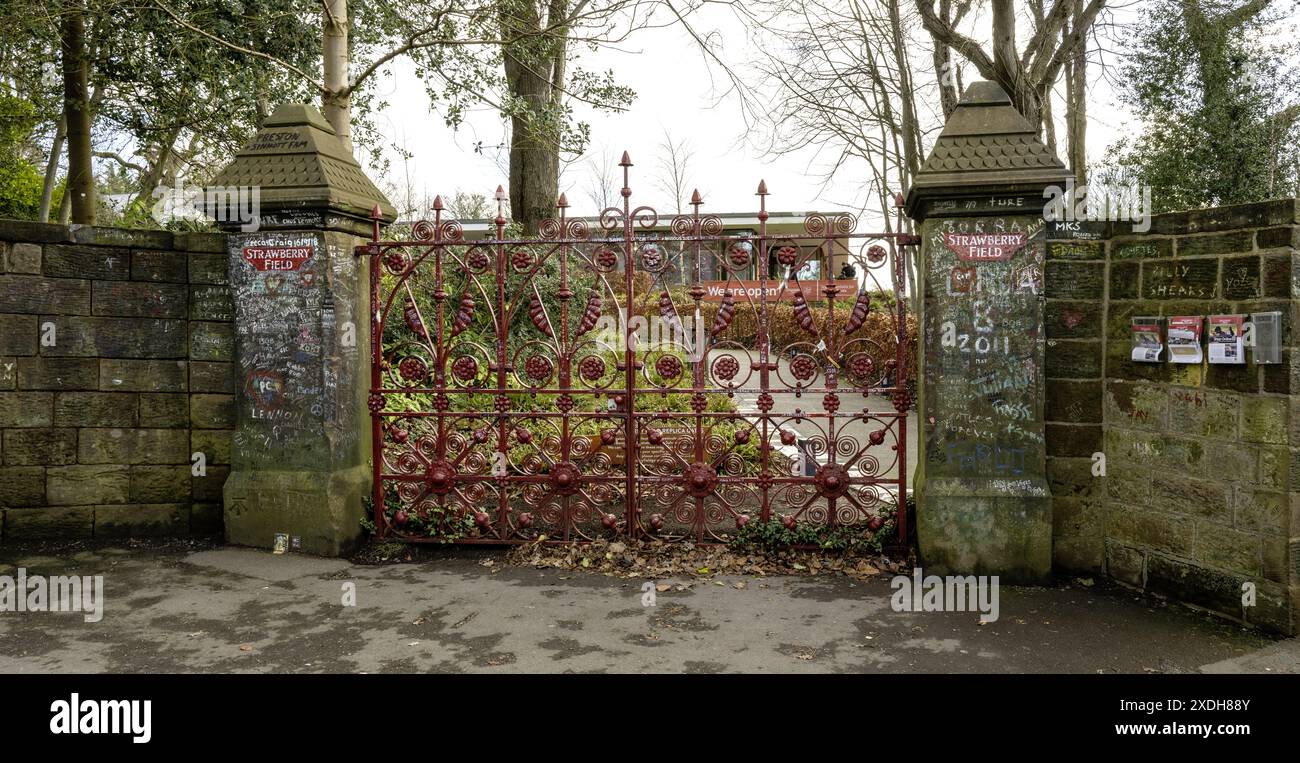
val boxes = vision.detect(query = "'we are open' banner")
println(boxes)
[701,279,859,302]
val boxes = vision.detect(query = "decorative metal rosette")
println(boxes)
[790,354,818,381]
[814,463,851,498]
[866,244,888,265]
[494,395,511,414]
[432,393,450,411]
[847,352,875,381]
[383,250,409,274]
[712,354,740,382]
[639,242,664,270]
[578,355,606,382]
[593,247,619,271]
[892,388,912,412]
[775,244,799,266]
[451,355,478,383]
[556,393,575,412]
[524,355,553,382]
[367,392,386,413]
[548,461,582,496]
[691,393,708,413]
[823,393,840,413]
[756,392,774,412]
[654,354,683,380]
[465,246,491,273]
[683,462,719,498]
[398,356,427,383]
[510,250,533,271]
[728,241,753,269]
[424,460,455,495]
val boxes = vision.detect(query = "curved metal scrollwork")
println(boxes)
[360,156,916,545]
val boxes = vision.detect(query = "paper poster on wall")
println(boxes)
[1208,314,1245,364]
[1167,315,1203,364]
[1131,316,1164,362]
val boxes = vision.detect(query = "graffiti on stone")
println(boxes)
[924,213,1047,481]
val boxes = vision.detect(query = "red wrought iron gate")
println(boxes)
[358,154,916,545]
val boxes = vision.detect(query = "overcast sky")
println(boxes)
[355,1,1288,224]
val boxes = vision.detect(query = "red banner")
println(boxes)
[700,279,859,302]
[242,245,314,272]
[943,231,1026,262]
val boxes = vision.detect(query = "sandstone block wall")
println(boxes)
[0,221,235,540]
[1045,199,1299,633]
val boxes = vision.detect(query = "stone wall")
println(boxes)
[0,220,234,541]
[1045,199,1299,633]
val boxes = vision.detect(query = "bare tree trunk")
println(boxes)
[503,71,559,233]
[322,0,352,152]
[929,0,957,118]
[130,125,184,211]
[1028,0,1056,153]
[1042,83,1057,154]
[39,114,67,223]
[58,180,72,223]
[501,0,566,233]
[1066,0,1087,187]
[61,1,95,225]
[990,0,1041,127]
[889,0,921,179]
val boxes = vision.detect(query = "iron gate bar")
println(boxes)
[357,154,916,546]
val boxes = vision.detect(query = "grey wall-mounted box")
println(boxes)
[1251,311,1282,364]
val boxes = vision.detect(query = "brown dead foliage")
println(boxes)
[503,536,912,582]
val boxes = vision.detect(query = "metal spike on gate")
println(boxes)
[756,179,768,196]
[431,195,444,211]
[556,192,568,208]
[619,151,632,167]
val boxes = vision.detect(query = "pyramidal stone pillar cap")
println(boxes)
[207,102,396,232]
[905,80,1068,220]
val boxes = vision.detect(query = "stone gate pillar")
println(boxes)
[904,82,1070,582]
[207,104,395,556]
